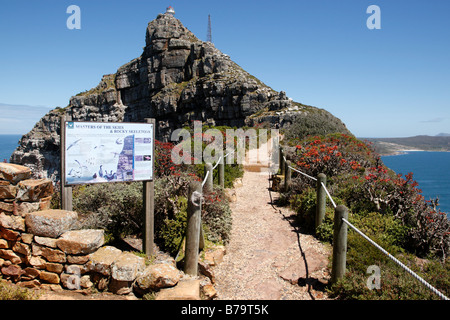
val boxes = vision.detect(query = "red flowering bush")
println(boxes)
[284,133,449,259]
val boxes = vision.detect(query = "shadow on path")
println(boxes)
[267,179,327,300]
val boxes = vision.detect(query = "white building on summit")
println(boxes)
[166,6,175,16]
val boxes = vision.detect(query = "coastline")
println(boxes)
[380,149,450,157]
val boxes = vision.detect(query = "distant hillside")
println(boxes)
[365,135,450,155]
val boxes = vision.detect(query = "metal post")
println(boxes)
[204,163,213,192]
[60,115,73,211]
[284,160,292,191]
[331,205,348,283]
[316,173,327,231]
[185,181,202,276]
[143,118,156,257]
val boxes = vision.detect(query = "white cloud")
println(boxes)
[0,103,52,135]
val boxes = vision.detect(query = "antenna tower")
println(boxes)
[207,14,212,43]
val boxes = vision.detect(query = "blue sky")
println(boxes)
[0,0,449,137]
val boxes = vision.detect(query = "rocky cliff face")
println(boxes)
[10,12,350,181]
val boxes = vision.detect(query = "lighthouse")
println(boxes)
[166,6,175,16]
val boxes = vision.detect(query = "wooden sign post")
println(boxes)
[143,118,156,257]
[60,115,73,211]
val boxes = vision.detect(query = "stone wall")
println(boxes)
[0,163,145,294]
[0,163,102,290]
[0,163,221,298]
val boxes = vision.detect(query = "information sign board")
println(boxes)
[64,121,154,185]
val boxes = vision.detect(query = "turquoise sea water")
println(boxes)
[0,134,21,162]
[382,151,450,217]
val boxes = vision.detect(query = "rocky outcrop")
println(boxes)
[10,11,350,181]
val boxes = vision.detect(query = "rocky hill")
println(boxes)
[366,135,450,155]
[10,11,350,181]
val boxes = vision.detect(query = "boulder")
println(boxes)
[203,245,226,266]
[0,212,25,231]
[0,226,20,241]
[111,252,145,282]
[87,246,122,276]
[12,242,31,256]
[109,252,145,295]
[40,271,60,284]
[0,182,17,199]
[56,229,104,255]
[0,163,31,184]
[0,249,22,264]
[0,239,8,249]
[14,201,41,217]
[25,209,77,238]
[155,280,200,300]
[16,178,53,202]
[134,263,182,293]
[1,264,23,277]
[0,201,14,213]
[32,244,66,263]
[34,235,57,248]
[29,256,46,269]
[23,267,40,279]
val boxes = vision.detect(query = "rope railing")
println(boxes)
[279,146,449,300]
[342,218,449,300]
[321,181,337,208]
[201,170,210,187]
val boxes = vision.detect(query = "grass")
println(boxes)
[0,279,39,300]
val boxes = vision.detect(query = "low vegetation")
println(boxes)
[0,279,38,300]
[280,132,450,300]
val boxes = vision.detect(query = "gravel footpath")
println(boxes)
[213,163,332,300]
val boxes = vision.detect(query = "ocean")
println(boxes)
[382,151,450,217]
[0,134,22,162]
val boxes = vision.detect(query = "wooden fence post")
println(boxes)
[204,163,213,193]
[316,173,327,231]
[280,147,285,177]
[331,205,348,283]
[284,160,292,191]
[185,181,202,275]
[218,160,225,188]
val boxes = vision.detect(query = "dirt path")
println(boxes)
[213,142,332,300]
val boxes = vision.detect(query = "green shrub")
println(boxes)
[0,280,38,300]
[73,182,143,241]
[283,111,352,141]
[72,171,234,257]
[158,196,188,256]
[328,254,450,300]
[202,186,233,244]
[289,187,317,232]
[315,207,335,242]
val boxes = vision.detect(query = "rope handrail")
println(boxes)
[342,218,449,300]
[201,170,210,188]
[321,181,337,208]
[280,147,449,300]
[212,156,222,170]
[289,166,318,181]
